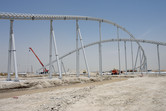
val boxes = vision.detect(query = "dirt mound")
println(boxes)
[0,76,112,90]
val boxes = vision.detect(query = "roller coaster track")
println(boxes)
[39,38,166,70]
[0,12,165,80]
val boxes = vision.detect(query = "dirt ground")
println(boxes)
[0,75,166,111]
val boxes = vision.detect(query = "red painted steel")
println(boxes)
[29,47,48,73]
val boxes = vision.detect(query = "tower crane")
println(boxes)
[29,47,48,74]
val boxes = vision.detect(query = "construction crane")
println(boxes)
[29,47,48,74]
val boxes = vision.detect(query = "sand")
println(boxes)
[0,75,166,111]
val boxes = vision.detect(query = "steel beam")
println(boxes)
[117,27,121,74]
[134,46,140,71]
[7,22,12,81]
[139,49,142,73]
[77,23,90,77]
[61,59,67,74]
[98,21,102,76]
[7,20,19,81]
[51,21,62,79]
[76,20,80,77]
[124,41,127,75]
[130,41,134,74]
[157,44,160,76]
[49,20,53,78]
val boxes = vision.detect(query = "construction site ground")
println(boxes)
[0,74,166,111]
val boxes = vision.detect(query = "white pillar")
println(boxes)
[117,27,121,74]
[61,59,67,74]
[49,20,53,79]
[51,21,62,79]
[140,49,142,74]
[7,20,19,81]
[7,24,12,81]
[76,20,80,77]
[99,21,102,76]
[145,58,148,73]
[130,41,134,74]
[77,23,90,77]
[157,44,160,76]
[124,41,127,75]
[134,46,140,71]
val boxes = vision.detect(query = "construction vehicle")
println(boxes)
[29,47,48,74]
[111,69,119,75]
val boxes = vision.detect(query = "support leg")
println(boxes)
[145,58,148,74]
[134,46,140,71]
[99,21,102,76]
[131,41,134,74]
[117,27,121,74]
[51,21,62,79]
[139,49,142,74]
[7,25,12,81]
[7,20,19,81]
[49,20,53,79]
[76,20,80,77]
[124,41,127,75]
[157,44,160,76]
[12,33,19,81]
[77,23,90,77]
[61,59,67,74]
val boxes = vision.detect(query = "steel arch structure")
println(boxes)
[0,12,164,81]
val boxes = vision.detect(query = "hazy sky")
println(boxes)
[0,0,166,73]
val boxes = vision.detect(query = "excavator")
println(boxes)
[29,47,48,74]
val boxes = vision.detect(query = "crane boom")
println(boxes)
[29,47,48,73]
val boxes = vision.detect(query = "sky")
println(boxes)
[0,0,166,73]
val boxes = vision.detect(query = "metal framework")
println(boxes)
[0,12,165,81]
[39,38,165,72]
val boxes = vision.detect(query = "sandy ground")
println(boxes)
[0,76,166,111]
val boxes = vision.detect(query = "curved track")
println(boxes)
[41,38,166,71]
